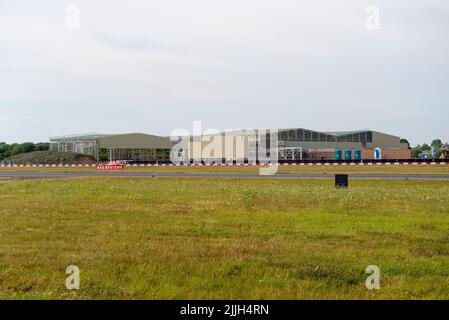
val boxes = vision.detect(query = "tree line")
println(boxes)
[0,142,49,161]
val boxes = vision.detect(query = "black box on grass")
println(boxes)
[335,174,349,188]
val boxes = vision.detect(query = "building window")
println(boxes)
[304,131,311,141]
[296,129,303,141]
[360,132,367,142]
[280,131,288,141]
[289,130,296,141]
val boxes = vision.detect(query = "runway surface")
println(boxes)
[1,171,449,180]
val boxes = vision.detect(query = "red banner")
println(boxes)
[96,164,125,170]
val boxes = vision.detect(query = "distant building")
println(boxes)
[49,133,174,162]
[49,128,411,162]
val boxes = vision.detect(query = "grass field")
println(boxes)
[1,164,449,175]
[1,177,448,300]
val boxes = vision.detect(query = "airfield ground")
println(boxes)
[0,174,448,299]
[0,164,448,175]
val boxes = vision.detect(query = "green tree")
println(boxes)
[0,143,13,160]
[0,142,50,161]
[431,139,443,150]
[35,143,50,151]
[400,138,411,149]
[99,149,109,161]
[10,142,36,156]
[411,145,422,159]
[421,144,431,152]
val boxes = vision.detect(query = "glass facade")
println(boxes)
[277,129,338,143]
[337,131,373,143]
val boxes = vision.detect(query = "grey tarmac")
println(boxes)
[1,171,449,180]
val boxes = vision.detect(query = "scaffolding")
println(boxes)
[278,147,303,161]
[49,134,104,160]
[49,133,175,162]
[108,148,171,162]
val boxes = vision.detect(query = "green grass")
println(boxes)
[0,178,448,299]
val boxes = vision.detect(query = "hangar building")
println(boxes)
[49,129,411,162]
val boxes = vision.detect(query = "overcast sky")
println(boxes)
[1,0,448,145]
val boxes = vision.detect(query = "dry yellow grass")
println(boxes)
[0,177,448,299]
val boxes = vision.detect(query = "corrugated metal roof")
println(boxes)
[49,133,112,141]
[325,130,372,136]
[98,133,174,149]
